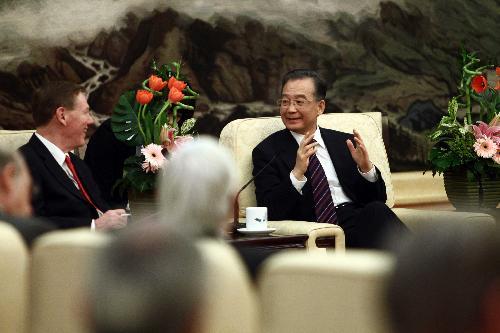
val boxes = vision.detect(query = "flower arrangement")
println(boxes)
[111,60,199,192]
[428,48,499,181]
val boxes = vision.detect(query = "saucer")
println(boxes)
[237,227,277,235]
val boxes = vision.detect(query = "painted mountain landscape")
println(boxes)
[0,0,498,170]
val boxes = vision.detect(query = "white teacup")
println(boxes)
[245,207,268,230]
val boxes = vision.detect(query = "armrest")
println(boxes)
[392,208,496,232]
[268,220,345,252]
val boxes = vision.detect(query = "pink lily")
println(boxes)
[471,116,500,144]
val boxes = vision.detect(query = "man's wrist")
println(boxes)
[359,162,373,174]
[292,168,305,181]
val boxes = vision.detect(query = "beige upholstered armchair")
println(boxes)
[0,130,35,153]
[219,112,495,250]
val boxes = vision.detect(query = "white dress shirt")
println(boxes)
[288,127,377,206]
[35,132,99,229]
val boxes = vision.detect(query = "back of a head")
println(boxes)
[89,224,205,333]
[159,136,238,237]
[386,223,500,333]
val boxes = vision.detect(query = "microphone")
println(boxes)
[232,150,281,232]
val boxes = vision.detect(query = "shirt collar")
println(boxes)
[289,127,325,148]
[35,132,68,167]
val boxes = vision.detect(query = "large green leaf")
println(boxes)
[111,91,143,146]
[120,155,157,193]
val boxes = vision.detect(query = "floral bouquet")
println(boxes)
[111,60,199,193]
[428,48,499,182]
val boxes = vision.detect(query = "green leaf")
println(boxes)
[111,91,143,146]
[180,118,196,135]
[121,155,157,193]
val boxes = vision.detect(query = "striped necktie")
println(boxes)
[307,141,337,224]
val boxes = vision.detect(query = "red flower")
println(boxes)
[148,75,167,91]
[168,87,184,103]
[168,76,187,91]
[136,90,153,105]
[496,67,500,76]
[471,75,488,93]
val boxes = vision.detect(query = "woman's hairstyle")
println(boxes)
[159,136,238,236]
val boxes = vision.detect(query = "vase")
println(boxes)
[128,190,158,223]
[443,168,500,211]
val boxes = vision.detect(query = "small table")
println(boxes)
[228,233,309,250]
[226,227,336,250]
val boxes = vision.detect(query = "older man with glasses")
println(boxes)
[252,69,408,249]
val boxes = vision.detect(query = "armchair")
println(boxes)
[219,112,495,249]
[0,130,35,153]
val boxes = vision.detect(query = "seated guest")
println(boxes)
[19,81,127,230]
[252,69,408,249]
[84,118,135,209]
[88,224,204,333]
[386,223,500,333]
[0,149,55,246]
[159,136,238,237]
[159,136,273,277]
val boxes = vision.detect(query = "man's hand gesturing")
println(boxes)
[292,131,318,180]
[346,129,373,173]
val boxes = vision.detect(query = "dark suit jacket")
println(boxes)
[19,134,110,229]
[252,128,387,221]
[0,213,56,247]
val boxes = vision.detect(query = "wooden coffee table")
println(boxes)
[226,224,336,250]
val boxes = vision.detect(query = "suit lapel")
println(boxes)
[320,127,345,168]
[272,130,297,171]
[29,135,86,202]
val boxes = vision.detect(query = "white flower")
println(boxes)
[141,143,166,173]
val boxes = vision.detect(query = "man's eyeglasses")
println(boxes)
[276,98,314,110]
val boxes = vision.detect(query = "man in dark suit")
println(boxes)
[0,149,55,246]
[252,69,408,249]
[19,81,127,230]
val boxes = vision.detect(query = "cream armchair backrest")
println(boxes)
[258,249,394,333]
[196,239,260,333]
[219,112,394,215]
[0,222,29,333]
[30,228,110,333]
[0,130,35,153]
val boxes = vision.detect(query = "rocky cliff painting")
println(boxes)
[1,0,499,171]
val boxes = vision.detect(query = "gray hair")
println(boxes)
[89,224,205,333]
[386,223,500,333]
[159,136,238,236]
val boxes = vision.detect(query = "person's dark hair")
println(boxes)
[32,81,86,127]
[89,224,205,333]
[281,69,327,100]
[386,223,500,333]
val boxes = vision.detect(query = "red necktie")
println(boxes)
[65,155,100,212]
[307,141,338,224]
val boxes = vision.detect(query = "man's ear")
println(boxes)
[55,106,67,126]
[0,163,16,194]
[317,100,325,116]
